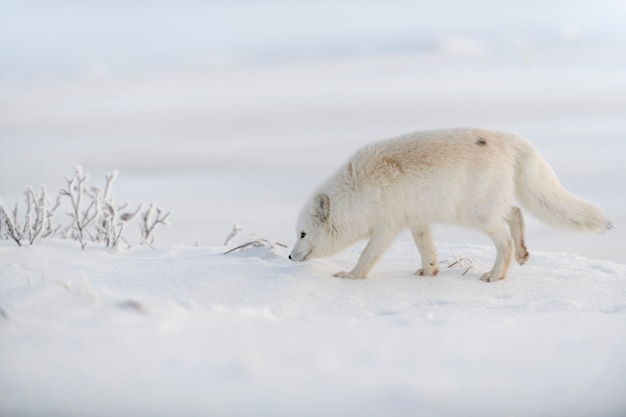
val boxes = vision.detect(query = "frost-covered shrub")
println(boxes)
[139,203,171,246]
[59,167,145,249]
[59,167,99,249]
[0,187,59,246]
[1,166,170,249]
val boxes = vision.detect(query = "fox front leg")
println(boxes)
[334,231,396,279]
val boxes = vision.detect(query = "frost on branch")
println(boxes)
[223,238,288,254]
[140,204,171,246]
[0,205,24,246]
[60,166,98,249]
[222,225,288,254]
[88,170,141,248]
[59,166,147,249]
[224,222,243,246]
[1,166,171,249]
[0,187,59,246]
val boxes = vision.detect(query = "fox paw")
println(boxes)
[333,271,365,279]
[416,267,439,276]
[480,272,505,282]
[516,250,530,265]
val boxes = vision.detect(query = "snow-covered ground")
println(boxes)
[1,239,626,416]
[2,1,626,416]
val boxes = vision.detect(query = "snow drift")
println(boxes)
[1,239,625,417]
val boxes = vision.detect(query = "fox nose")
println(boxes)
[288,254,292,260]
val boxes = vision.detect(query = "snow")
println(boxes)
[2,1,626,415]
[1,239,626,416]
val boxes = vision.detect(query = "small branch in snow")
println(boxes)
[224,222,243,246]
[89,171,141,248]
[41,195,62,239]
[442,256,474,276]
[0,186,58,246]
[223,238,288,254]
[140,204,171,246]
[0,204,24,246]
[60,166,98,249]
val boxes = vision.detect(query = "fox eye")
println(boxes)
[300,232,306,239]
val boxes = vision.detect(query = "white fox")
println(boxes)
[289,128,612,282]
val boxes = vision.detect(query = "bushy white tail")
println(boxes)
[515,145,611,233]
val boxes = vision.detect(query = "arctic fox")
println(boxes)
[288,128,612,282]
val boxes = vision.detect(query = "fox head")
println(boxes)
[289,193,337,262]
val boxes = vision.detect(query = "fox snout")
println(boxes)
[288,250,310,262]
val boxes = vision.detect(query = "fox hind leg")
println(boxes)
[411,225,439,276]
[481,222,514,282]
[506,206,529,265]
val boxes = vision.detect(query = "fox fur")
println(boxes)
[288,128,612,282]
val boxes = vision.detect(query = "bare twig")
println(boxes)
[26,187,45,244]
[442,255,474,276]
[224,222,243,246]
[60,166,98,249]
[91,172,132,248]
[140,204,171,246]
[0,204,24,246]
[0,186,55,246]
[41,195,62,238]
[224,238,288,254]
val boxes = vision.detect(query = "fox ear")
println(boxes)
[313,194,330,223]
